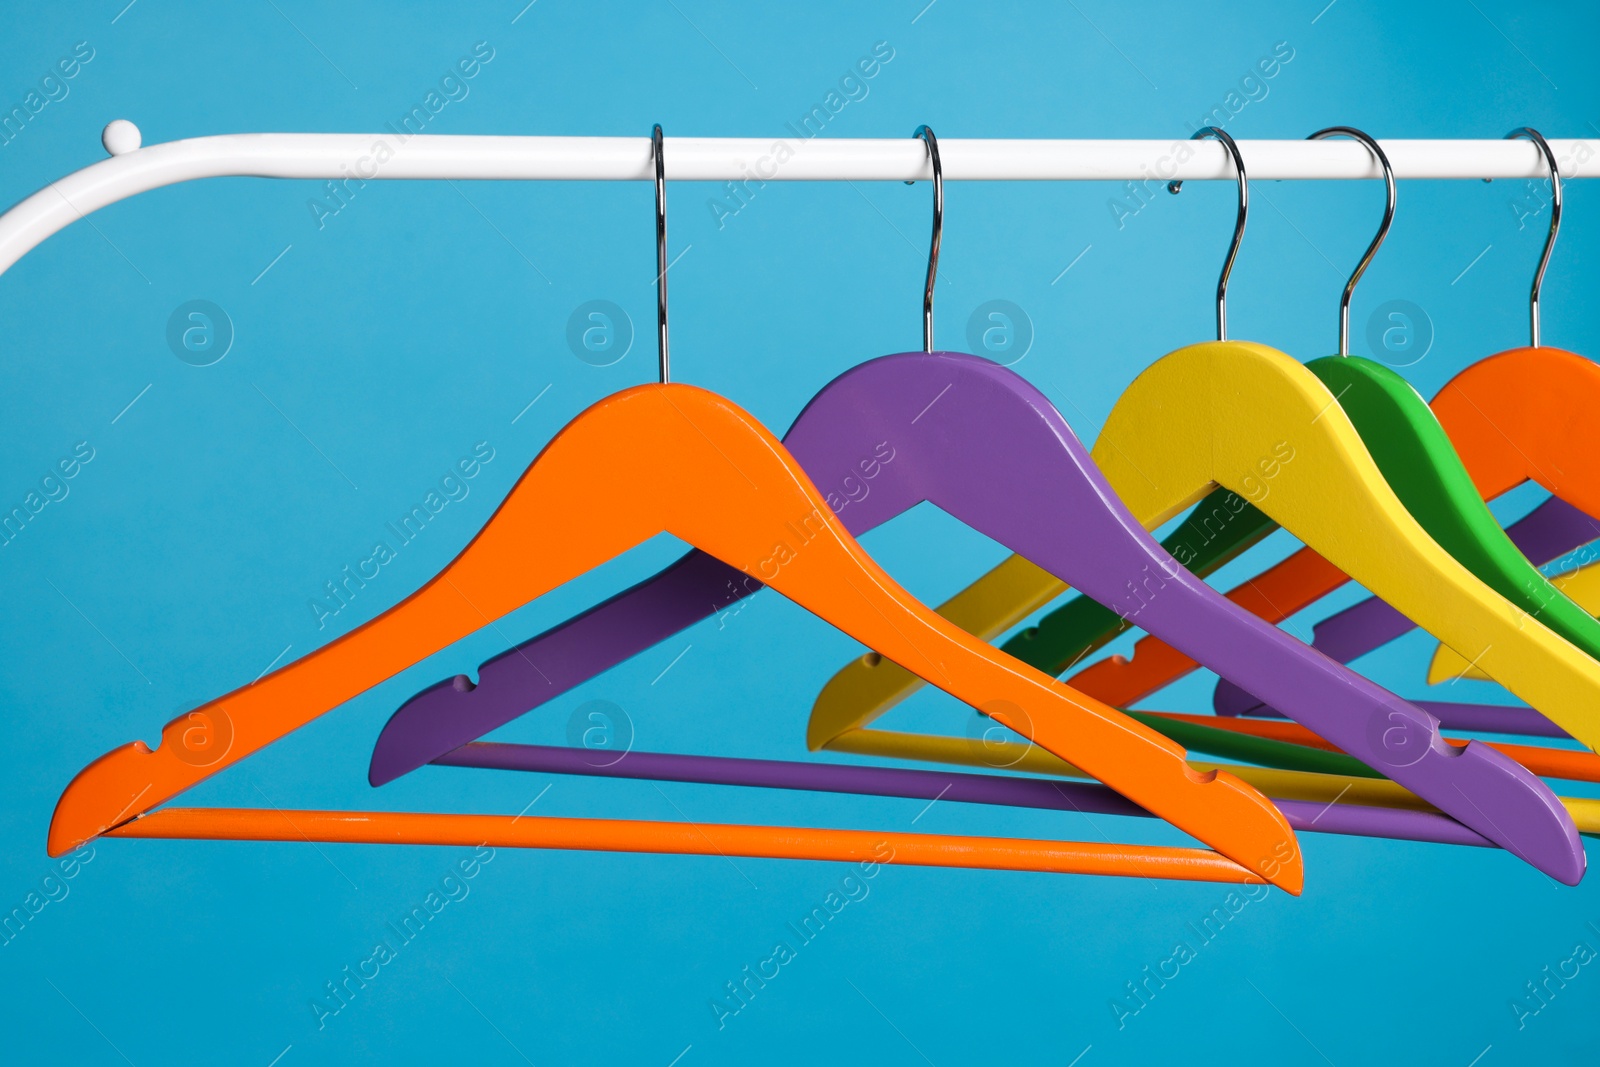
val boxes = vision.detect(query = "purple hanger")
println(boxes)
[1216,496,1600,737]
[437,741,1502,850]
[369,351,1582,883]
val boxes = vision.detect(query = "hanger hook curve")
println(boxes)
[1506,127,1561,348]
[1307,126,1395,357]
[652,123,669,383]
[1167,126,1248,342]
[907,125,943,353]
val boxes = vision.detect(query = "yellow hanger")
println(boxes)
[1430,557,1600,683]
[809,339,1600,756]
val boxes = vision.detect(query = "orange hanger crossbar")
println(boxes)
[104,808,1264,883]
[53,384,1298,889]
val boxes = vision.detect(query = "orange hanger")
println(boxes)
[1431,346,1600,514]
[56,383,1292,885]
[50,127,1299,889]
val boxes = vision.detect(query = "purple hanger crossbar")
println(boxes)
[435,742,1497,849]
[370,352,1581,882]
[1216,496,1600,737]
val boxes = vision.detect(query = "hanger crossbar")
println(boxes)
[103,806,1266,882]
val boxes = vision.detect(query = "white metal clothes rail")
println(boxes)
[0,121,1590,277]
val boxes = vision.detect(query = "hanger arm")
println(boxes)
[999,489,1276,676]
[1304,356,1600,663]
[1433,557,1600,683]
[1214,495,1596,722]
[1066,546,1344,707]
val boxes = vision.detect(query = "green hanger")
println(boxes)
[1303,353,1600,660]
[1257,128,1600,662]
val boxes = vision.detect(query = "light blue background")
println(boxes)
[2,1,1598,1063]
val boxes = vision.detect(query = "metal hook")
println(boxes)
[652,123,669,383]
[1167,126,1248,342]
[1307,127,1396,357]
[906,125,943,353]
[1506,127,1562,348]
